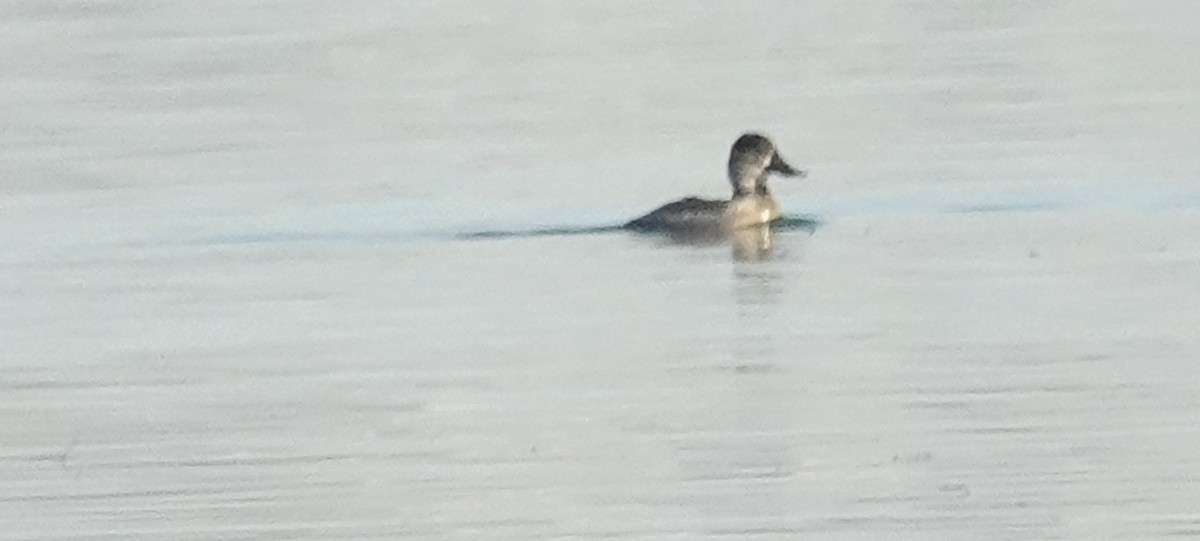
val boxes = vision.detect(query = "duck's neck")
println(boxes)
[731,182,771,199]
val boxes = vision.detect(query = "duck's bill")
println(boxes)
[769,153,806,177]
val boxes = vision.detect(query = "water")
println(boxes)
[3,1,1200,539]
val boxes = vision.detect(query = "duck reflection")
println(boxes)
[645,221,780,261]
[730,223,774,261]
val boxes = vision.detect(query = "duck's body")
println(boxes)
[624,133,804,234]
[623,196,728,231]
[624,195,781,232]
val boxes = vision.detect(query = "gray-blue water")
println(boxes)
[4,1,1200,539]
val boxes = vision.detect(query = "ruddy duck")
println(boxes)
[624,133,805,234]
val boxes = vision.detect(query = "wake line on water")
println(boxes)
[171,216,821,246]
[141,186,1200,247]
[452,216,821,241]
[454,224,625,240]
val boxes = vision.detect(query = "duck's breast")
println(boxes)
[723,196,780,229]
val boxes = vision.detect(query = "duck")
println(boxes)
[624,133,805,234]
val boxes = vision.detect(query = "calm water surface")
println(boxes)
[3,1,1200,539]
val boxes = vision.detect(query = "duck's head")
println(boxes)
[727,132,805,197]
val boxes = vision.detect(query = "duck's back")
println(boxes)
[623,197,728,232]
